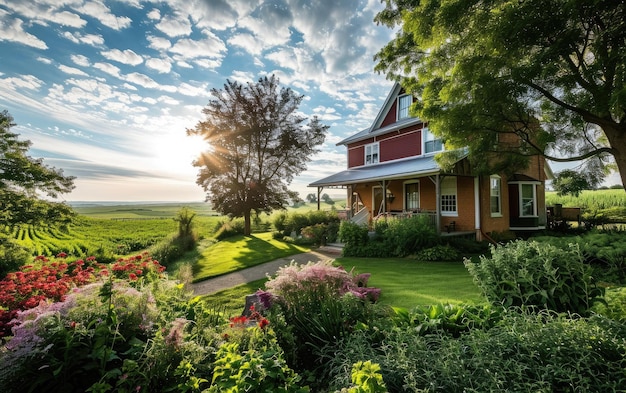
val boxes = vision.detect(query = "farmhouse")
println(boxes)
[309,83,553,241]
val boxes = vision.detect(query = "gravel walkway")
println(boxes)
[190,249,339,295]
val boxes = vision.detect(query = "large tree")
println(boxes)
[0,110,75,230]
[375,0,626,185]
[187,75,327,235]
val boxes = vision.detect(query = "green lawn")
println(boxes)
[192,232,310,282]
[200,255,484,317]
[335,257,484,309]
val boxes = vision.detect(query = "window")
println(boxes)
[440,177,457,216]
[397,94,412,120]
[423,128,444,154]
[364,143,379,165]
[490,175,502,216]
[404,182,419,211]
[520,183,537,216]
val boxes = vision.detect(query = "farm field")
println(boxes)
[546,189,626,222]
[11,202,226,258]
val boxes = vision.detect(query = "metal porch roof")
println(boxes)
[308,155,441,188]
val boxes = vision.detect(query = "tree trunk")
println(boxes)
[243,210,252,236]
[604,124,626,188]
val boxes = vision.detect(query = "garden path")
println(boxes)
[190,246,341,295]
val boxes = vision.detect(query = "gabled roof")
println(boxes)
[308,155,440,187]
[336,83,422,146]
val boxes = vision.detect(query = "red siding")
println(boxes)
[380,100,397,127]
[348,146,365,167]
[380,132,421,162]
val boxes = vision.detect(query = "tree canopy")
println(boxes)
[375,0,626,185]
[187,75,327,235]
[0,110,75,230]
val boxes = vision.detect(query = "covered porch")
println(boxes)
[308,156,477,237]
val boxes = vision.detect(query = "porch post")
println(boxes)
[382,179,387,215]
[435,174,441,234]
[317,186,321,210]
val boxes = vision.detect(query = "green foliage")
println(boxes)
[336,361,387,393]
[175,207,196,238]
[0,235,30,278]
[213,218,246,240]
[207,331,308,393]
[592,286,626,324]
[552,169,600,197]
[0,110,76,232]
[414,244,460,261]
[187,75,328,235]
[263,261,381,380]
[390,303,503,338]
[326,311,626,392]
[374,0,626,184]
[465,240,604,314]
[340,216,438,258]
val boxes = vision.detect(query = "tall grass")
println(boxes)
[546,189,626,209]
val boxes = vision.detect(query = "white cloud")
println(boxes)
[0,12,48,49]
[147,8,161,20]
[145,57,172,73]
[73,1,132,30]
[146,35,171,51]
[93,62,121,78]
[71,54,91,67]
[0,1,86,29]
[227,33,263,56]
[155,13,192,37]
[123,72,177,92]
[37,56,53,64]
[59,64,89,76]
[169,30,227,60]
[101,48,144,66]
[0,74,45,90]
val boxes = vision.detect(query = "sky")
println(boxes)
[0,0,395,202]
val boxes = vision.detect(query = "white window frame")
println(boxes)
[519,183,538,217]
[440,177,457,217]
[490,175,502,217]
[397,94,412,120]
[423,127,444,154]
[364,142,379,165]
[404,180,420,211]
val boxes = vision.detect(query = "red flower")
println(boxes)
[258,318,270,329]
[129,273,138,281]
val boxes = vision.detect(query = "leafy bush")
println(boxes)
[325,311,626,392]
[592,286,626,323]
[465,240,604,314]
[336,361,388,393]
[261,261,381,380]
[0,235,31,279]
[207,329,308,393]
[214,218,245,240]
[340,216,438,258]
[414,244,461,261]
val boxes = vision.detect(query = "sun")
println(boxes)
[150,133,209,174]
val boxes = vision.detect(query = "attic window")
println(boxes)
[397,94,412,120]
[364,142,379,165]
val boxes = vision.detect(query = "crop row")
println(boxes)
[546,189,626,210]
[11,217,179,257]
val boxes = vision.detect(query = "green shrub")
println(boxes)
[325,311,626,392]
[148,233,196,266]
[0,235,30,278]
[214,218,245,240]
[382,215,438,257]
[262,261,381,381]
[336,361,388,393]
[272,211,289,232]
[465,240,604,314]
[208,330,308,393]
[592,286,626,323]
[414,244,461,261]
[338,221,369,256]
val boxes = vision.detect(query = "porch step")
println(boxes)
[318,242,344,255]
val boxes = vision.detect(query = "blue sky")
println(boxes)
[0,0,394,201]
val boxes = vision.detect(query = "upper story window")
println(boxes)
[423,128,444,154]
[364,142,379,165]
[397,94,412,120]
[490,175,502,216]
